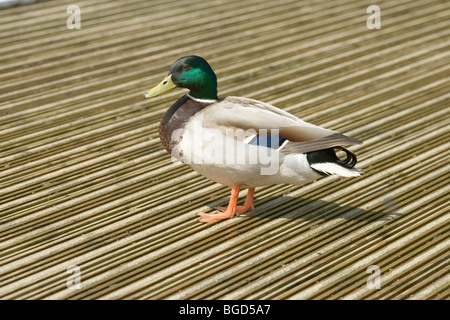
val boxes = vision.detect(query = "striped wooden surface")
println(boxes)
[0,0,449,299]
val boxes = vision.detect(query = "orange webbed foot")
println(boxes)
[197,186,255,223]
[215,204,254,215]
[197,210,236,223]
[216,187,255,216]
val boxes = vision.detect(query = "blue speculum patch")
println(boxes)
[248,135,286,149]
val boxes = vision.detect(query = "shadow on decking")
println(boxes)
[203,194,401,228]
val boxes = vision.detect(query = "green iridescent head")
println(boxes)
[144,55,218,100]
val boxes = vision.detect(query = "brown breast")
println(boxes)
[159,95,212,154]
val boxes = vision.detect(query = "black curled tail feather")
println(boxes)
[306,147,359,176]
[334,146,357,169]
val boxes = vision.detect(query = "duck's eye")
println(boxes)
[182,64,192,71]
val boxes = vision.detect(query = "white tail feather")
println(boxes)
[310,162,361,177]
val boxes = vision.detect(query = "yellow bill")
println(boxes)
[144,74,176,99]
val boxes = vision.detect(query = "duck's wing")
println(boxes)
[202,96,361,153]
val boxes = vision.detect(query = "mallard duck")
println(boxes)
[144,56,362,223]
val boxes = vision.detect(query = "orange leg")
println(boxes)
[198,185,242,223]
[216,187,255,215]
